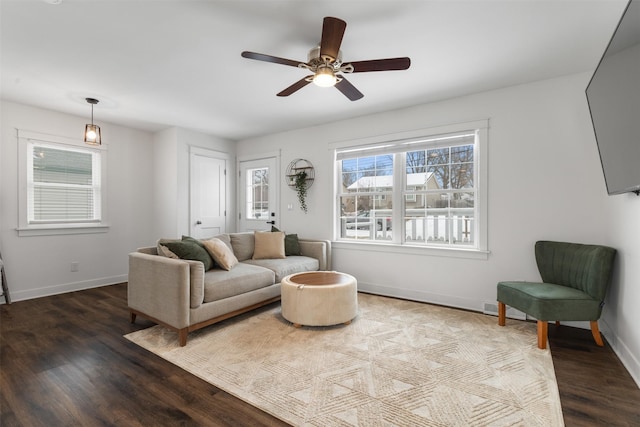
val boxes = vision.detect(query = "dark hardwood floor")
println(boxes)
[1,283,638,426]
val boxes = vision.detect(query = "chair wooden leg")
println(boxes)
[130,311,137,324]
[498,302,506,326]
[537,320,548,349]
[178,328,188,347]
[590,320,604,347]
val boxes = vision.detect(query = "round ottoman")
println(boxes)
[281,271,357,327]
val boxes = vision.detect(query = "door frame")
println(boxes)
[189,146,230,237]
[237,151,280,232]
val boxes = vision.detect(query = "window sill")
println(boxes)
[332,240,490,260]
[17,224,110,237]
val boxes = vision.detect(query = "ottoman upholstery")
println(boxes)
[281,271,357,327]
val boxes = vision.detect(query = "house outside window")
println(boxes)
[246,167,269,219]
[334,121,487,253]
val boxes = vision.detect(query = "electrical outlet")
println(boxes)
[70,262,79,272]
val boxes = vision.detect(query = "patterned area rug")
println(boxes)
[125,293,564,426]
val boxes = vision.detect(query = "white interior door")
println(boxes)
[190,148,226,239]
[239,157,279,232]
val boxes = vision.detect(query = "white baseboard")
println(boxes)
[2,275,128,303]
[482,301,527,320]
[357,281,485,313]
[600,318,640,388]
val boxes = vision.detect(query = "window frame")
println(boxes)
[17,130,109,236]
[331,120,489,259]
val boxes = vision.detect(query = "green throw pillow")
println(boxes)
[165,240,214,270]
[271,226,301,256]
[285,234,301,256]
[182,235,205,247]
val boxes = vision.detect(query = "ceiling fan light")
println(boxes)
[313,67,337,87]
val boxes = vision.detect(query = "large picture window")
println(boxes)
[335,121,487,252]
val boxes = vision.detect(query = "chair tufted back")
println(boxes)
[535,241,617,302]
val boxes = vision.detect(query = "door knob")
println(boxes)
[266,221,275,225]
[196,220,202,225]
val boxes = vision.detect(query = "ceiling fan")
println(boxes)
[241,16,411,101]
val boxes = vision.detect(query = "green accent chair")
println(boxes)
[497,241,616,349]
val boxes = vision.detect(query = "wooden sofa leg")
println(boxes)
[537,320,548,349]
[591,321,604,347]
[178,328,188,347]
[130,311,137,324]
[498,302,506,326]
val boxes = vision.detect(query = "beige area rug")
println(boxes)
[125,293,564,426]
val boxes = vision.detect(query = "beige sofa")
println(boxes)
[128,232,331,346]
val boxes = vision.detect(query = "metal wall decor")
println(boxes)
[286,159,315,213]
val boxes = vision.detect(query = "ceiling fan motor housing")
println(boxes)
[303,46,353,75]
[308,45,341,65]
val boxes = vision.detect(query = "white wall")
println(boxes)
[603,195,640,385]
[0,101,155,300]
[238,73,639,385]
[152,127,180,238]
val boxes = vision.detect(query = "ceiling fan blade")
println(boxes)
[241,51,303,68]
[320,17,346,61]
[277,76,314,97]
[348,57,411,73]
[335,76,364,101]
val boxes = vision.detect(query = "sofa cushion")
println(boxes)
[497,281,602,321]
[212,233,233,251]
[230,232,255,261]
[244,256,319,283]
[202,238,238,271]
[253,231,286,259]
[203,263,275,303]
[164,240,214,271]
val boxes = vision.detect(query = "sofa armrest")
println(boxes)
[128,251,193,329]
[298,239,332,271]
[184,260,205,307]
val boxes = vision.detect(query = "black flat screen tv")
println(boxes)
[586,0,640,195]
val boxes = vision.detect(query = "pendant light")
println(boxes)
[84,98,101,145]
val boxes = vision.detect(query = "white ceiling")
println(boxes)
[0,0,629,140]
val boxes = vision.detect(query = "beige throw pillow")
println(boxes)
[252,231,286,260]
[202,238,239,271]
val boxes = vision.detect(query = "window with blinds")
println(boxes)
[27,142,101,224]
[334,122,487,251]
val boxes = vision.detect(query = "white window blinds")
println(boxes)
[28,141,101,224]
